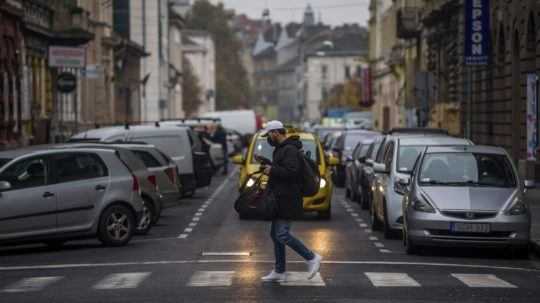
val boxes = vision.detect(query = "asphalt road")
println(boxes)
[1,168,540,303]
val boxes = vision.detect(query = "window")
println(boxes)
[251,139,320,164]
[0,156,48,190]
[133,150,162,168]
[321,64,328,79]
[345,66,351,79]
[54,153,108,183]
[383,141,395,169]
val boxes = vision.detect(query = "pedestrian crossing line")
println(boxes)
[187,271,235,287]
[365,273,421,287]
[2,276,63,293]
[451,274,517,288]
[93,272,151,290]
[279,272,326,287]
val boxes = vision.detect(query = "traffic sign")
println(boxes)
[57,72,77,94]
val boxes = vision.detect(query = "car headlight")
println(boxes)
[246,178,256,188]
[412,195,435,213]
[505,196,528,216]
[320,178,327,188]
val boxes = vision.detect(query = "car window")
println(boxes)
[135,136,186,159]
[251,138,320,164]
[0,158,11,168]
[352,143,362,160]
[54,153,108,183]
[116,149,147,173]
[132,150,163,168]
[397,146,426,173]
[359,143,372,158]
[375,138,389,163]
[383,141,394,169]
[419,153,516,187]
[0,156,48,190]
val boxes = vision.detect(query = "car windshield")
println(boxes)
[345,134,377,152]
[419,153,516,187]
[0,158,12,169]
[251,138,320,164]
[397,146,425,173]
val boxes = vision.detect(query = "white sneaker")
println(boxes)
[306,253,322,280]
[261,270,286,282]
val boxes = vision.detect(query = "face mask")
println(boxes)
[267,136,277,147]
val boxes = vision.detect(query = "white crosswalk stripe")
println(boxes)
[93,272,151,290]
[2,276,63,293]
[187,271,235,287]
[365,272,421,287]
[280,272,325,287]
[451,274,517,288]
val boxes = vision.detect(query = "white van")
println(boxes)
[71,125,213,196]
[200,110,257,135]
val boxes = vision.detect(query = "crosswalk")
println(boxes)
[0,271,525,293]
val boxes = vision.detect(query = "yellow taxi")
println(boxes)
[232,128,339,219]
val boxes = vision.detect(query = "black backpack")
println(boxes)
[299,150,320,197]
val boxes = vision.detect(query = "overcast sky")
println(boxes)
[211,0,370,27]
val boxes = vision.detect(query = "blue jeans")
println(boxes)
[270,220,315,274]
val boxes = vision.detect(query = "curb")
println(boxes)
[531,240,540,257]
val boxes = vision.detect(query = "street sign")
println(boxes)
[57,72,77,94]
[464,0,492,66]
[49,46,86,68]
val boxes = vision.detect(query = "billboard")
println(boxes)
[464,0,492,66]
[49,46,86,68]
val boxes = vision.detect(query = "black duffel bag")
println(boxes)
[234,174,277,220]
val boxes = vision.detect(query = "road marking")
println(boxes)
[187,271,235,287]
[195,212,203,217]
[369,236,379,241]
[93,273,150,290]
[280,272,325,287]
[189,222,198,227]
[452,274,517,288]
[360,223,368,228]
[184,228,193,233]
[1,261,538,273]
[192,217,201,222]
[365,273,421,287]
[178,234,188,239]
[380,249,392,254]
[351,213,359,217]
[2,276,63,293]
[364,229,373,233]
[201,252,251,257]
[345,208,353,212]
[198,208,206,212]
[355,218,364,222]
[374,242,385,248]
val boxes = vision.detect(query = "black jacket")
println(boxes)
[268,136,303,220]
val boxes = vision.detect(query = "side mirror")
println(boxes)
[0,181,12,191]
[524,180,536,190]
[345,155,353,162]
[231,154,244,165]
[327,155,340,166]
[373,163,389,174]
[366,159,374,167]
[394,177,410,195]
[358,156,367,163]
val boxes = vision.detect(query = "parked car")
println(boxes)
[402,145,532,258]
[331,130,379,188]
[201,110,258,136]
[360,135,387,210]
[226,128,245,155]
[371,135,473,239]
[345,137,376,203]
[71,125,214,197]
[232,128,340,219]
[0,147,144,247]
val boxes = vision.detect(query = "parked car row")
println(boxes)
[320,127,532,258]
[0,123,224,248]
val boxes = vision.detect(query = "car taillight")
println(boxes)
[132,175,140,192]
[147,175,157,190]
[165,167,177,184]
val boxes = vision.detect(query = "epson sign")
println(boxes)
[464,0,492,66]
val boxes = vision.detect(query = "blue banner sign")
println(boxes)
[464,0,492,66]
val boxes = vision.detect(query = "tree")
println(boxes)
[182,58,203,117]
[186,0,252,110]
[321,77,368,112]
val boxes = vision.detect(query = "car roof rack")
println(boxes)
[386,128,448,135]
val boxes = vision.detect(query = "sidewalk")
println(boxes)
[524,189,540,256]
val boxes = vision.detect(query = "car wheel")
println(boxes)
[370,202,382,231]
[510,245,529,259]
[318,204,332,220]
[136,198,154,235]
[98,204,135,246]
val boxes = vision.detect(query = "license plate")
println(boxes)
[451,223,490,233]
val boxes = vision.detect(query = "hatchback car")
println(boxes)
[402,146,532,257]
[232,128,339,219]
[0,147,144,247]
[371,136,473,238]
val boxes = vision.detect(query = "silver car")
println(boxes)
[402,146,532,257]
[0,147,144,247]
[372,135,473,238]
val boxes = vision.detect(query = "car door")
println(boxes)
[188,130,213,187]
[52,152,109,232]
[377,141,395,221]
[0,155,58,239]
